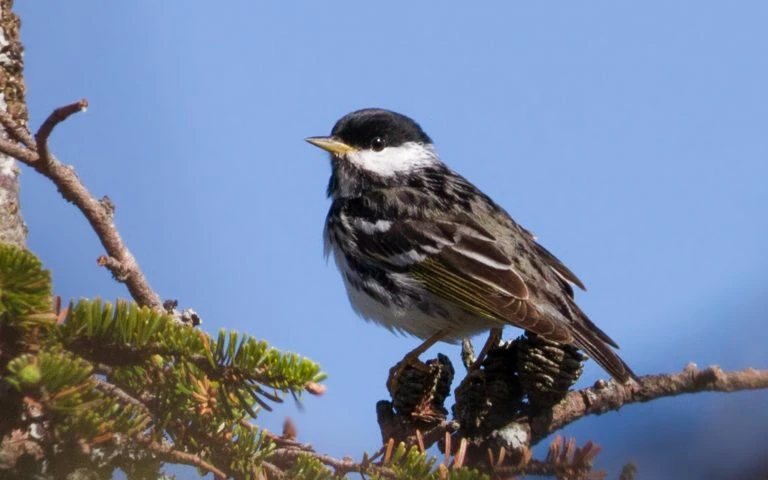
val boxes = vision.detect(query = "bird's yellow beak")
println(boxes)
[305,136,355,155]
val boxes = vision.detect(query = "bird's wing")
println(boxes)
[352,215,573,343]
[522,228,586,293]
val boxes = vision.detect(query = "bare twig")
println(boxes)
[137,436,227,480]
[527,364,768,444]
[268,447,399,479]
[0,101,162,309]
[0,136,36,163]
[35,99,89,162]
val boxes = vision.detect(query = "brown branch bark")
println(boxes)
[527,364,768,444]
[0,101,163,309]
[136,436,227,480]
[267,446,400,479]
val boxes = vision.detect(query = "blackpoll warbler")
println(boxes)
[307,108,636,383]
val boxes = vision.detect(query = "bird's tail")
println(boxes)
[569,310,638,383]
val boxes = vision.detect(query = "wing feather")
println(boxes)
[526,231,586,292]
[353,217,573,341]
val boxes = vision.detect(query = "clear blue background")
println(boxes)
[16,2,768,478]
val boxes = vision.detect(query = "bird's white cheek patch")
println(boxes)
[345,142,438,177]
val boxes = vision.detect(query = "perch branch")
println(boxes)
[527,364,768,444]
[0,100,162,309]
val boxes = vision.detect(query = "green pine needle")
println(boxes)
[0,243,52,319]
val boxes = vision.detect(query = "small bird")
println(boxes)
[306,108,636,383]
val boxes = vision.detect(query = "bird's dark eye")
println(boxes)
[370,136,385,152]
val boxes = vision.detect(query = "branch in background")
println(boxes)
[527,364,768,444]
[135,436,227,480]
[267,447,399,479]
[0,101,162,309]
[92,377,148,412]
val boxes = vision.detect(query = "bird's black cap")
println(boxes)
[331,108,432,151]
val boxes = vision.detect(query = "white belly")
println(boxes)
[330,245,496,342]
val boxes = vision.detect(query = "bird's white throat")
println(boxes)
[345,142,439,177]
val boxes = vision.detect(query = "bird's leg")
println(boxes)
[387,331,446,394]
[469,327,503,371]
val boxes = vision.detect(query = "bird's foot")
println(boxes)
[386,331,447,395]
[468,327,503,372]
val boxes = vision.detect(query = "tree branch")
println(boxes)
[34,99,89,166]
[92,377,148,413]
[527,364,768,444]
[267,446,399,479]
[0,111,33,149]
[0,101,162,309]
[136,436,227,480]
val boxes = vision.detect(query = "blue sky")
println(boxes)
[16,2,768,478]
